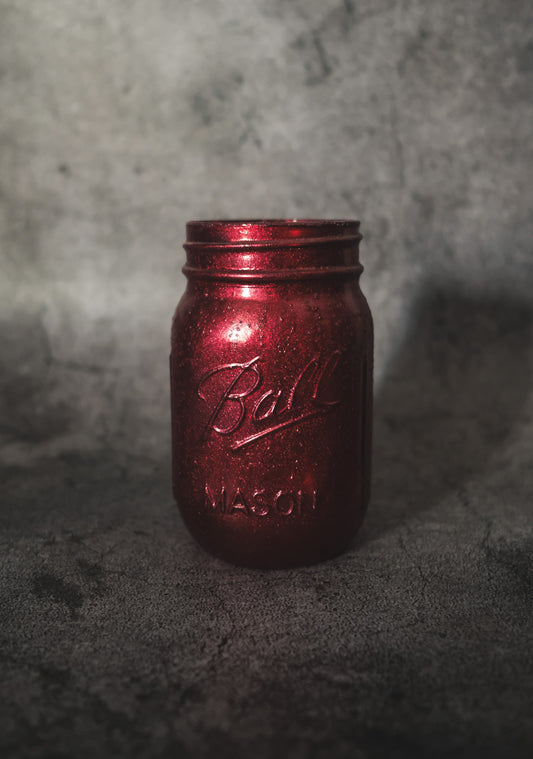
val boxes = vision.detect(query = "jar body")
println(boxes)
[170,221,373,568]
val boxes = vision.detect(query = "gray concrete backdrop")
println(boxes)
[1,0,532,462]
[1,1,532,757]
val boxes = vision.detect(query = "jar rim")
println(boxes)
[186,219,360,244]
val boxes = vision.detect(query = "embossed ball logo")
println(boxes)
[197,350,343,450]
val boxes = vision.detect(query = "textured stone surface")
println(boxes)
[2,289,532,758]
[1,1,532,756]
[1,0,532,462]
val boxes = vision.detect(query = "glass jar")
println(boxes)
[170,220,373,568]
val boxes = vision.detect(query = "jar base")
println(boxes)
[179,505,367,570]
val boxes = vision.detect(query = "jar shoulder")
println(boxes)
[172,284,372,360]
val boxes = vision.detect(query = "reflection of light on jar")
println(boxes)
[239,255,254,269]
[227,322,253,343]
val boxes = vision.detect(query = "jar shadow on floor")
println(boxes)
[355,284,533,547]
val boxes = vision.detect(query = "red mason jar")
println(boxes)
[170,220,373,568]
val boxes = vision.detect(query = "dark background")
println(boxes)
[1,1,532,757]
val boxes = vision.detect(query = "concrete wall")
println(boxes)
[1,0,532,464]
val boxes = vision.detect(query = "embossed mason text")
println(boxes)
[205,484,318,516]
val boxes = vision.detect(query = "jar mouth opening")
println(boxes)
[186,219,360,244]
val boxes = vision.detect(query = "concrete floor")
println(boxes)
[2,287,532,758]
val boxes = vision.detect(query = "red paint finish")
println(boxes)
[170,220,373,568]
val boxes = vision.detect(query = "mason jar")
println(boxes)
[170,219,373,568]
